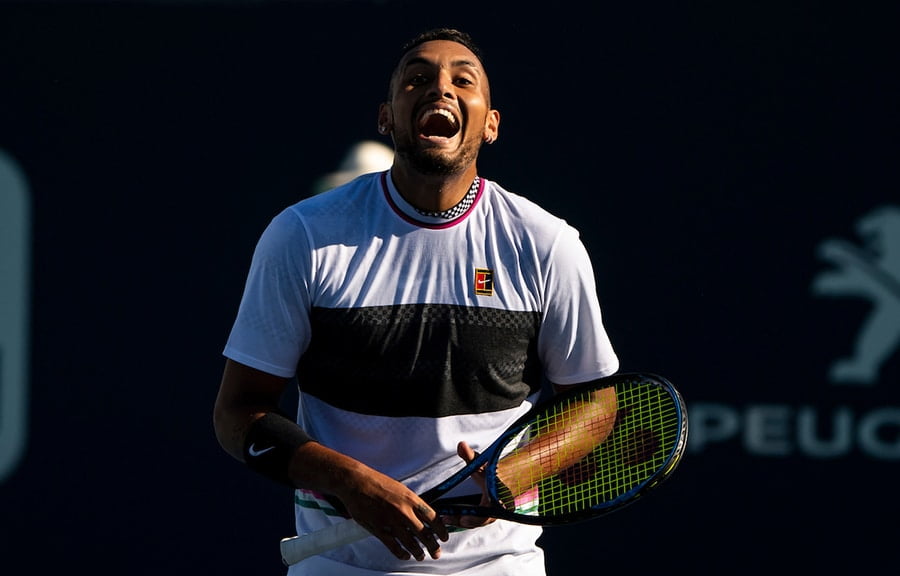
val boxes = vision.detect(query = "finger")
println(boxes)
[415,522,443,560]
[440,511,496,528]
[375,526,412,561]
[394,527,427,561]
[415,503,449,542]
[459,514,496,528]
[457,442,485,478]
[457,441,476,463]
[405,505,444,559]
[440,513,462,527]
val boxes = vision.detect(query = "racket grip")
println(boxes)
[280,520,372,566]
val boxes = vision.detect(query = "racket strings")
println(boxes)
[503,383,680,518]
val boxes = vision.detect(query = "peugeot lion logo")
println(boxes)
[811,204,900,385]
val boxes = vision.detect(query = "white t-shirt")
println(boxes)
[224,171,619,575]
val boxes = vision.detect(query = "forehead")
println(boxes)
[397,39,484,73]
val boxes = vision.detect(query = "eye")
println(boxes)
[409,74,429,87]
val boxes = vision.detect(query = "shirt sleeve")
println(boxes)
[537,223,619,385]
[222,207,313,378]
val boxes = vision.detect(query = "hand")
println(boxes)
[439,441,497,529]
[337,466,450,561]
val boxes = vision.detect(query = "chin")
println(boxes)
[402,150,458,175]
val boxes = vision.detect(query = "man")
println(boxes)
[214,28,619,575]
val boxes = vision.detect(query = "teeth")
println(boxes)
[422,109,458,126]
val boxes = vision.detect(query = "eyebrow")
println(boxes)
[402,56,481,73]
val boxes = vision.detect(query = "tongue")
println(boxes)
[421,115,457,137]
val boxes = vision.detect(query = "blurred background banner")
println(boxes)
[1,1,897,573]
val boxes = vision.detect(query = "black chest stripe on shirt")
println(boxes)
[296,304,543,418]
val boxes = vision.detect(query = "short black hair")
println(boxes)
[398,28,485,67]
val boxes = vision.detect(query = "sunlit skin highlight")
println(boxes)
[495,387,618,503]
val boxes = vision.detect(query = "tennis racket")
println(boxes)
[280,372,688,566]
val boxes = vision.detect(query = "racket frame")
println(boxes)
[430,372,688,524]
[280,372,688,565]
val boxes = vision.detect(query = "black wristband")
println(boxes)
[243,412,313,486]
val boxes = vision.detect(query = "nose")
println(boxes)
[426,70,454,99]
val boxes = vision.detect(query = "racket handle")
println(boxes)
[280,520,371,566]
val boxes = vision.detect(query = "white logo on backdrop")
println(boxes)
[811,204,900,385]
[0,149,31,483]
[688,205,900,460]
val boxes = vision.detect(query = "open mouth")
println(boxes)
[418,108,460,138]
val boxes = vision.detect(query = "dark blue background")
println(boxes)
[1,1,898,573]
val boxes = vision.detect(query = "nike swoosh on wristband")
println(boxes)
[248,443,275,457]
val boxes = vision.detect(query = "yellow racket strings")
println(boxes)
[502,382,679,517]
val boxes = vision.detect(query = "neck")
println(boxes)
[389,164,479,213]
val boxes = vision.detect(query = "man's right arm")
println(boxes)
[212,358,448,561]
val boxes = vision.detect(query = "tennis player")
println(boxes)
[214,27,620,575]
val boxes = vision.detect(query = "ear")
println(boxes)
[483,109,500,144]
[377,103,392,135]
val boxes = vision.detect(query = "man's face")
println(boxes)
[383,40,498,175]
